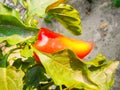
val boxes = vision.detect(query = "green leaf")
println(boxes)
[34,49,119,90]
[0,48,24,90]
[19,0,26,7]
[0,26,37,45]
[35,49,98,90]
[46,0,67,12]
[112,0,120,7]
[20,45,34,58]
[13,57,36,72]
[89,61,119,90]
[48,4,82,35]
[24,65,48,89]
[13,0,18,6]
[0,48,3,59]
[0,3,38,45]
[26,0,66,17]
[86,54,106,67]
[0,67,24,90]
[0,48,17,67]
[44,13,54,23]
[0,53,9,67]
[12,58,23,69]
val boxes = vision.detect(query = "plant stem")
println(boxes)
[60,85,62,90]
[0,47,20,67]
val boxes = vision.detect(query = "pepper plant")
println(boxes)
[112,0,120,7]
[0,0,119,90]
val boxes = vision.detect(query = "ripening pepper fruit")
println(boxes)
[34,27,94,62]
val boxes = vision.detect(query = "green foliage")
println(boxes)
[24,0,67,25]
[0,67,24,90]
[0,47,24,90]
[112,0,120,7]
[13,0,18,6]
[34,49,119,90]
[0,3,38,45]
[88,61,119,90]
[0,49,3,59]
[23,65,48,89]
[44,13,54,23]
[48,4,82,35]
[12,57,35,71]
[20,45,34,58]
[86,54,106,67]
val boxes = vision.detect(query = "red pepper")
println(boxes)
[34,27,94,62]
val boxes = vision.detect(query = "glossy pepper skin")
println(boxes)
[34,27,94,62]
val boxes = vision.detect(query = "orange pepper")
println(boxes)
[34,27,94,62]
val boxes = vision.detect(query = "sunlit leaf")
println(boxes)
[35,49,99,89]
[0,67,24,90]
[86,54,106,67]
[48,4,82,35]
[89,61,119,90]
[19,0,26,7]
[46,0,67,12]
[20,45,33,58]
[13,0,18,6]
[34,49,119,90]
